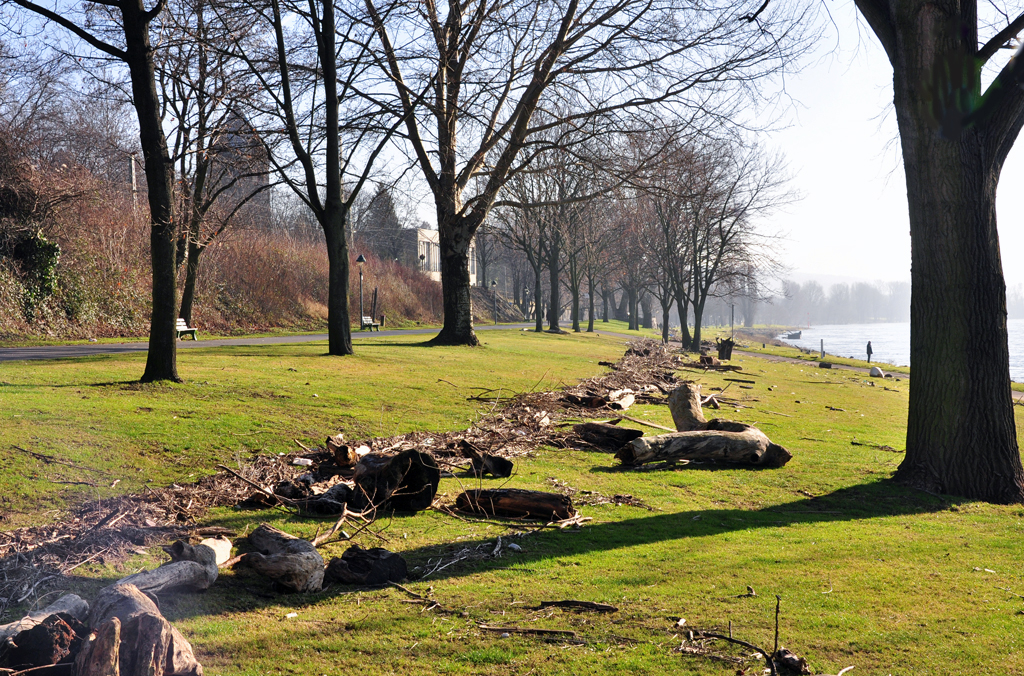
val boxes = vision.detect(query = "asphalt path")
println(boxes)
[0,323,537,363]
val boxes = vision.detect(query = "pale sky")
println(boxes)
[768,0,1024,289]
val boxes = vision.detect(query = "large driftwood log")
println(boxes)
[615,383,792,468]
[455,489,576,521]
[240,524,323,593]
[573,421,644,452]
[0,595,89,642]
[75,584,202,676]
[323,546,407,586]
[351,450,440,512]
[115,541,218,595]
[668,383,707,432]
[616,424,792,468]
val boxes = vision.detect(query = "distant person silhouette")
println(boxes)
[866,341,873,363]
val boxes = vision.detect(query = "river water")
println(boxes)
[778,319,1024,382]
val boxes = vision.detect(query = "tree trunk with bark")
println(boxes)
[868,8,1024,501]
[586,275,596,332]
[431,215,479,345]
[324,222,353,355]
[120,0,178,383]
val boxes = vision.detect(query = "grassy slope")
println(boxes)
[3,333,1024,674]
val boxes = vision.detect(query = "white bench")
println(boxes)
[176,318,198,340]
[361,316,380,331]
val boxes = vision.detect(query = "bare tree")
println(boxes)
[363,0,811,345]
[681,140,790,350]
[5,0,186,381]
[220,0,405,355]
[158,0,272,326]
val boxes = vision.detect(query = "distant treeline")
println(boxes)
[756,280,1024,326]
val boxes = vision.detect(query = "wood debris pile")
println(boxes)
[0,339,698,616]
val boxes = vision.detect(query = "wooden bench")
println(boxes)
[361,316,380,331]
[176,318,198,340]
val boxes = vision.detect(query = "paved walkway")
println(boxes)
[0,324,534,363]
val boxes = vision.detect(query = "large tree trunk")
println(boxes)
[323,222,353,355]
[124,0,178,384]
[883,23,1024,502]
[432,214,478,345]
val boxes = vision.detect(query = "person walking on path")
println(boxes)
[866,341,873,363]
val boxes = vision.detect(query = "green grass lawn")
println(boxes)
[4,332,1024,674]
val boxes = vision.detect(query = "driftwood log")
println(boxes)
[351,450,440,512]
[573,421,644,452]
[76,584,202,676]
[323,546,407,586]
[240,524,324,593]
[0,595,89,643]
[115,541,218,595]
[455,489,576,521]
[0,612,86,670]
[615,384,792,468]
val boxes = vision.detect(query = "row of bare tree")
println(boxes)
[484,131,788,349]
[1,0,811,382]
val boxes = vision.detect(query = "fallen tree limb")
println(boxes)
[115,541,218,595]
[455,489,576,521]
[537,600,618,613]
[478,624,577,638]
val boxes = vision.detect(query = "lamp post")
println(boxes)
[356,254,366,328]
[491,280,498,325]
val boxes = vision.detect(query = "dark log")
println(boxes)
[115,541,217,595]
[459,440,513,478]
[0,597,89,643]
[240,524,324,593]
[573,421,644,452]
[323,545,407,586]
[351,450,439,512]
[0,614,85,670]
[615,424,792,468]
[78,584,202,676]
[562,393,605,408]
[455,489,576,521]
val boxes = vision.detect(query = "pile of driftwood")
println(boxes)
[0,338,774,621]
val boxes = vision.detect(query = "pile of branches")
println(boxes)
[0,339,680,619]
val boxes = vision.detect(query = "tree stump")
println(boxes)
[668,383,707,432]
[76,584,202,676]
[240,524,324,593]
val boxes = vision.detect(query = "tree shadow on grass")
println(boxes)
[76,478,963,626]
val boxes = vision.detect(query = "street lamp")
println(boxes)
[491,279,498,325]
[356,254,366,327]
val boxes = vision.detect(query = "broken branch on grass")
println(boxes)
[479,624,577,638]
[691,631,777,676]
[12,446,105,473]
